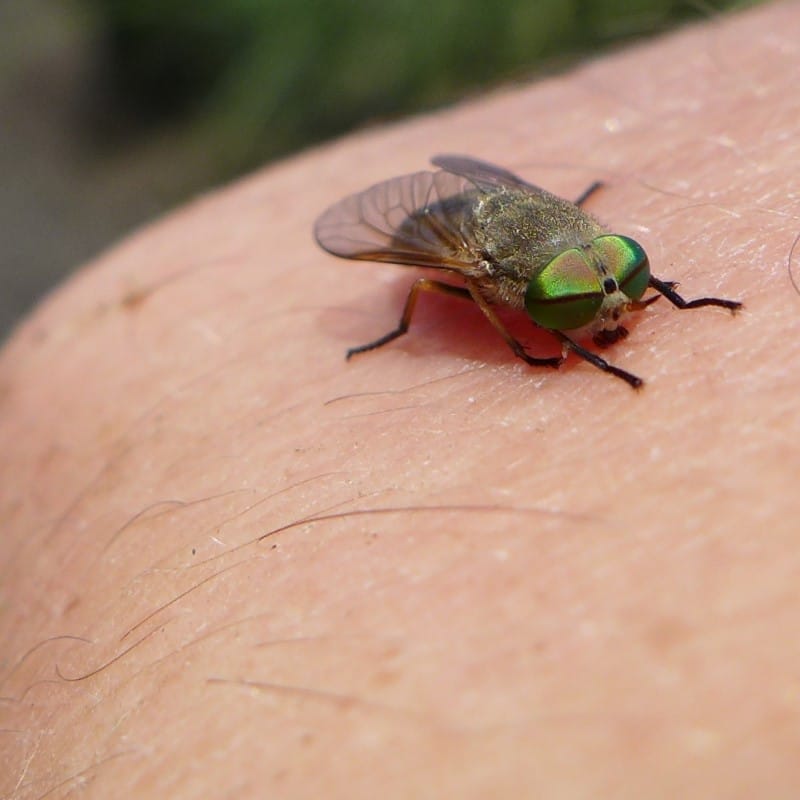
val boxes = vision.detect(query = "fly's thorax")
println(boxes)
[466,189,603,310]
[475,188,605,265]
[524,234,651,332]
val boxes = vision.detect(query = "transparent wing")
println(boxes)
[431,154,546,193]
[314,168,482,271]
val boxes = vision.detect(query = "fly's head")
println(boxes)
[524,235,652,340]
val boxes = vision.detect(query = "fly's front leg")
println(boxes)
[554,331,644,390]
[649,276,742,312]
[347,278,471,359]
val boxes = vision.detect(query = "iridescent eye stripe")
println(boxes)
[529,289,601,304]
[619,255,649,291]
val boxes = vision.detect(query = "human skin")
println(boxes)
[2,3,800,797]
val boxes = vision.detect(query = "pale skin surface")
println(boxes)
[2,3,800,797]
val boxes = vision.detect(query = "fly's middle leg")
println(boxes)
[574,181,605,208]
[464,281,564,369]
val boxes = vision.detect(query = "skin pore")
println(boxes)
[2,3,800,797]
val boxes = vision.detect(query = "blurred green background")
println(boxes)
[1,0,750,339]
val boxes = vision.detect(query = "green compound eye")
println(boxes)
[525,248,603,331]
[592,235,650,300]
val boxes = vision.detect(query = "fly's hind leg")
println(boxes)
[347,278,473,359]
[648,276,742,312]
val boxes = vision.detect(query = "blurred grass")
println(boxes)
[91,0,749,181]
